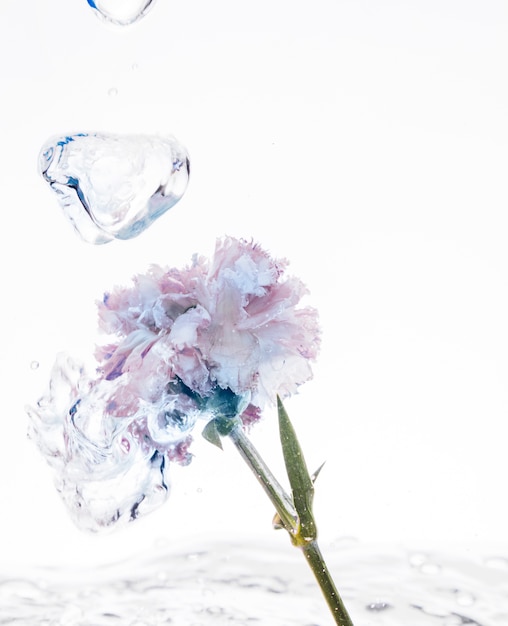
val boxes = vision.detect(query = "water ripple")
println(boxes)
[1,539,507,625]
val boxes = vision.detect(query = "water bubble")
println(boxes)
[87,0,157,26]
[366,601,392,612]
[30,360,40,370]
[147,396,199,445]
[39,132,190,244]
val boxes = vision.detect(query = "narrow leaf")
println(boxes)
[277,396,317,540]
[202,419,223,449]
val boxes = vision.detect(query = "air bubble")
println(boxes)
[39,132,190,244]
[366,601,391,611]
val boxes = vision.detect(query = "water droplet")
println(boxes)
[366,601,391,612]
[107,87,118,97]
[39,133,190,244]
[87,0,157,26]
[30,360,40,370]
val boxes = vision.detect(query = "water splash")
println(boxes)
[26,354,174,532]
[26,356,240,533]
[1,540,507,624]
[87,0,157,26]
[39,132,190,244]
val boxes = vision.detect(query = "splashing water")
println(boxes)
[26,355,246,533]
[26,354,177,532]
[1,539,507,625]
[87,0,157,26]
[39,133,190,244]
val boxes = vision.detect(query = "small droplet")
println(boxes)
[87,0,157,26]
[108,87,118,97]
[30,360,40,370]
[366,601,391,612]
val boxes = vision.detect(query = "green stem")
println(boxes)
[227,424,354,626]
[302,540,354,626]
[228,424,297,533]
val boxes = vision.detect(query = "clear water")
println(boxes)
[86,0,157,26]
[2,538,507,625]
[39,133,190,244]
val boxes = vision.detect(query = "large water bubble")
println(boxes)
[39,133,190,244]
[86,0,157,26]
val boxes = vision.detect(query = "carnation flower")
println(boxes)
[27,236,320,532]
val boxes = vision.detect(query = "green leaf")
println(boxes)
[202,419,223,449]
[277,396,317,541]
[202,416,240,449]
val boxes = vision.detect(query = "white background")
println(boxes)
[0,0,507,569]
